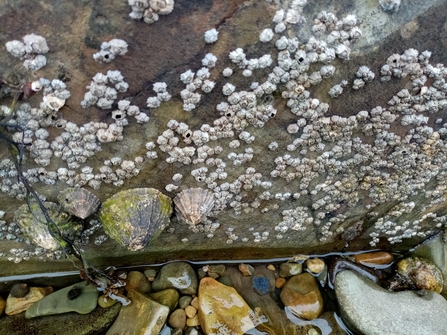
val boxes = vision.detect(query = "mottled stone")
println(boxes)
[5,286,53,315]
[198,277,258,335]
[106,289,169,335]
[25,281,98,318]
[335,270,447,335]
[397,256,444,293]
[354,251,394,265]
[305,258,325,274]
[126,270,152,294]
[149,288,179,312]
[239,263,255,276]
[280,273,323,320]
[279,263,303,277]
[179,295,193,309]
[152,262,197,295]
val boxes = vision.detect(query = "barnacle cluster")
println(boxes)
[127,0,174,24]
[1,0,447,262]
[5,34,49,71]
[93,39,128,63]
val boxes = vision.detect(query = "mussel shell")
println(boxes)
[99,188,172,251]
[67,285,82,300]
[173,188,215,225]
[14,202,83,250]
[10,283,30,298]
[58,188,101,219]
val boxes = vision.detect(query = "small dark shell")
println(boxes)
[67,285,82,300]
[173,188,215,225]
[58,188,101,219]
[10,283,29,298]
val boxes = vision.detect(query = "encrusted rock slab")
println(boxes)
[106,289,169,335]
[335,270,447,335]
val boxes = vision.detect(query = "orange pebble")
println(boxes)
[354,251,394,265]
[275,277,286,289]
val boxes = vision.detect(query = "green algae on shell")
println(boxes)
[99,188,173,251]
[14,202,83,250]
[58,187,101,219]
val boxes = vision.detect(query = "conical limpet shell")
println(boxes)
[14,202,83,250]
[99,188,172,251]
[58,187,101,219]
[173,188,215,225]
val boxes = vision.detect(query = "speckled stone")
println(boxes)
[25,281,98,318]
[335,270,447,335]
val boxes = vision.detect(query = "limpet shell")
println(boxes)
[14,202,83,251]
[173,188,215,225]
[58,188,101,219]
[99,188,172,251]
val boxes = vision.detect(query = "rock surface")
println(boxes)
[335,270,447,335]
[25,281,98,318]
[198,277,258,335]
[106,289,169,335]
[152,262,198,295]
[149,288,179,312]
[5,286,53,315]
[125,270,152,294]
[280,273,324,320]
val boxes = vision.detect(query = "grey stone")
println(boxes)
[25,281,98,318]
[335,270,447,335]
[152,262,197,295]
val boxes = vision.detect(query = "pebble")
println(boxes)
[25,281,98,318]
[185,305,197,318]
[208,264,226,277]
[397,256,443,293]
[279,262,302,277]
[306,258,325,273]
[149,288,179,312]
[106,289,169,335]
[126,270,152,294]
[275,277,286,289]
[239,263,255,276]
[335,270,447,335]
[179,295,193,309]
[280,273,323,320]
[144,269,157,281]
[354,251,394,265]
[168,308,186,329]
[5,286,53,315]
[0,295,5,315]
[198,277,258,334]
[267,264,276,271]
[252,275,271,295]
[98,294,119,309]
[190,296,199,309]
[186,313,200,327]
[152,262,198,295]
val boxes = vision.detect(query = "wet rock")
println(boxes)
[354,251,394,265]
[185,305,197,318]
[5,286,53,315]
[152,262,197,295]
[106,289,169,335]
[198,277,258,335]
[252,275,270,295]
[25,281,98,318]
[0,295,6,315]
[397,256,443,293]
[144,269,157,281]
[208,264,226,277]
[306,258,325,274]
[126,270,152,294]
[411,234,447,297]
[149,288,179,312]
[186,314,200,327]
[275,277,286,289]
[279,262,303,277]
[335,270,447,335]
[179,295,193,309]
[280,273,324,320]
[238,263,255,276]
[98,293,119,309]
[0,303,121,335]
[168,308,187,329]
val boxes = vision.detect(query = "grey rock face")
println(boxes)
[335,270,447,335]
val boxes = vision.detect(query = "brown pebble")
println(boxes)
[354,251,394,265]
[275,277,286,289]
[238,263,255,276]
[207,272,220,279]
[185,305,197,318]
[208,264,226,276]
[190,296,199,309]
[267,264,276,271]
[168,308,186,329]
[306,258,325,274]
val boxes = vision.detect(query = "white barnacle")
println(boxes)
[5,40,26,58]
[275,36,289,50]
[352,78,365,90]
[222,68,233,77]
[149,0,174,15]
[23,34,49,54]
[180,69,194,84]
[229,48,246,64]
[328,84,344,98]
[201,80,215,93]
[23,54,47,71]
[259,28,274,43]
[222,83,236,96]
[143,8,159,23]
[202,53,218,68]
[204,28,219,44]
